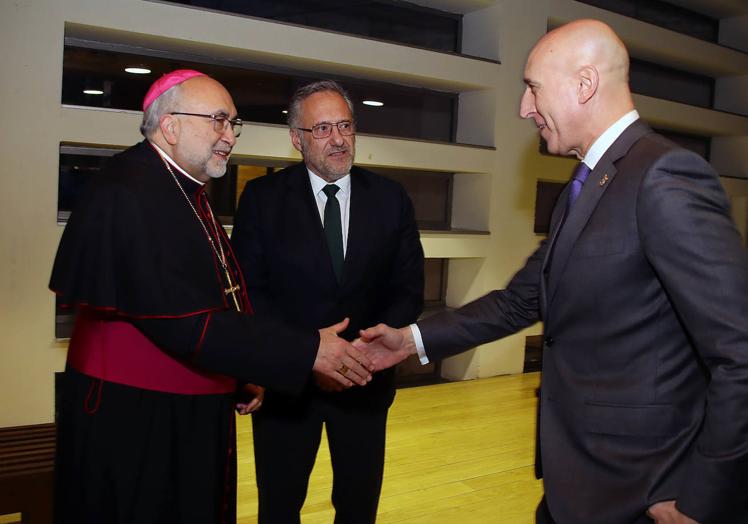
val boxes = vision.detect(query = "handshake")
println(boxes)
[311,318,418,392]
[237,318,415,413]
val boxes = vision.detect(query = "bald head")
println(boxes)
[534,19,630,89]
[520,19,634,158]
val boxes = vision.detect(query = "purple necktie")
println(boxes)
[568,162,591,209]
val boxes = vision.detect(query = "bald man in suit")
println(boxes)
[358,19,748,524]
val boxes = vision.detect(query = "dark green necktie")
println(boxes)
[322,184,343,282]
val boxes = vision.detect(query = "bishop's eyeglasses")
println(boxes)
[295,121,355,139]
[170,112,243,137]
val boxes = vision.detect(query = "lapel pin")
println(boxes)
[599,174,609,187]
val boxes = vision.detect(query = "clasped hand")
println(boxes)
[352,323,416,371]
[312,318,374,390]
[313,320,415,392]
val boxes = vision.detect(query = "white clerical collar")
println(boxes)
[582,110,639,170]
[308,168,351,197]
[149,141,205,186]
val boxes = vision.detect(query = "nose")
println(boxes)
[328,124,345,146]
[221,124,237,147]
[519,87,535,120]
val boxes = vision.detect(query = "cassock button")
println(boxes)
[544,336,554,347]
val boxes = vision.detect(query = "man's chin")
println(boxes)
[206,161,228,179]
[324,162,352,180]
[207,170,226,179]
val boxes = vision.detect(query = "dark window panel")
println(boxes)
[576,0,718,42]
[524,335,542,373]
[58,145,124,222]
[62,45,457,143]
[630,59,714,109]
[163,0,462,53]
[372,168,453,230]
[423,258,448,305]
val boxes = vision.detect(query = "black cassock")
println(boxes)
[50,141,318,524]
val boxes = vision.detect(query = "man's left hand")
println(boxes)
[647,501,700,524]
[236,383,265,415]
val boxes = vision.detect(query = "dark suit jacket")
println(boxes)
[231,162,424,409]
[418,121,748,524]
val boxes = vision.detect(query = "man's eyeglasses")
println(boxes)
[295,121,355,139]
[170,112,243,137]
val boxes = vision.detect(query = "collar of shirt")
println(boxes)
[307,169,351,199]
[149,141,205,186]
[582,109,639,170]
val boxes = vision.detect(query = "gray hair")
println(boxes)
[287,80,355,129]
[139,85,182,138]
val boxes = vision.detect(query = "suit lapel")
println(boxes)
[540,190,570,320]
[545,120,652,309]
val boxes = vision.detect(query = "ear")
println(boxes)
[577,65,599,105]
[160,114,179,146]
[289,127,303,154]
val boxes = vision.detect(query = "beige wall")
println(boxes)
[1,0,747,426]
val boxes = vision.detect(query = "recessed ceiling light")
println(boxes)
[125,67,151,74]
[363,100,384,107]
[83,89,104,95]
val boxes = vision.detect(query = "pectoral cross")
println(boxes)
[223,270,242,312]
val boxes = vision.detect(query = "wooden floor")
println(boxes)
[236,372,544,523]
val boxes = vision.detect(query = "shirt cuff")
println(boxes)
[410,324,429,365]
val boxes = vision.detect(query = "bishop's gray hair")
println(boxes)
[139,85,182,138]
[287,80,355,129]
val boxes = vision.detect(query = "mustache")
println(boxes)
[327,146,350,154]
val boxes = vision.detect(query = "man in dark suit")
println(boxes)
[357,20,748,524]
[231,80,424,524]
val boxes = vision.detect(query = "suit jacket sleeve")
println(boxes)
[637,148,748,521]
[418,239,546,361]
[375,184,425,328]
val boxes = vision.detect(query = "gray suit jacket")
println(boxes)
[418,120,748,524]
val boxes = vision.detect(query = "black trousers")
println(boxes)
[252,394,388,524]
